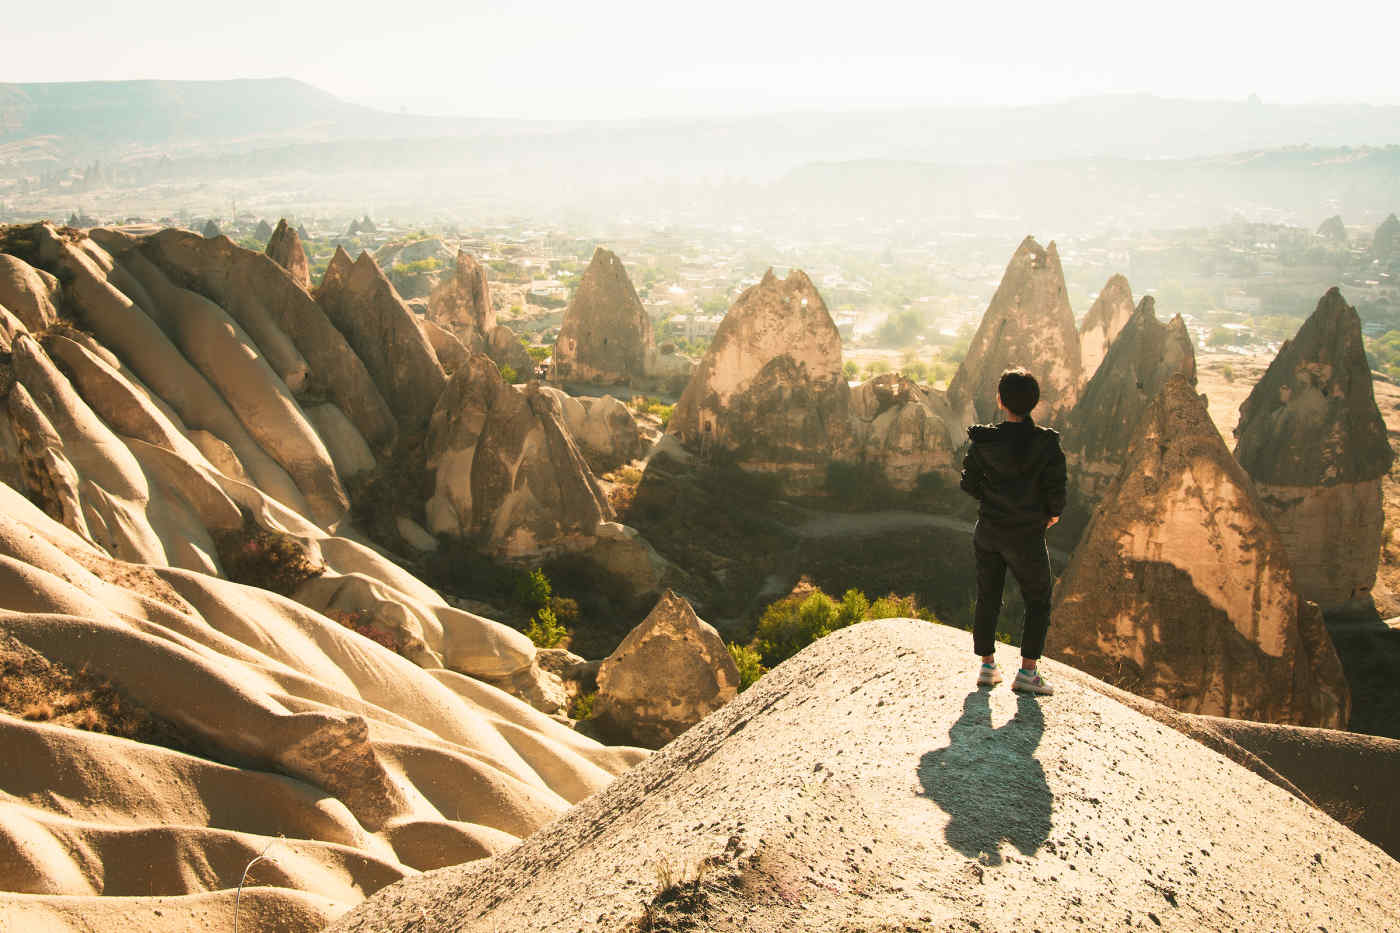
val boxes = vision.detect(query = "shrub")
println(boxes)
[524,606,568,648]
[396,257,442,275]
[499,363,519,383]
[214,519,324,596]
[325,608,403,654]
[750,585,934,667]
[727,642,766,691]
[1221,363,1234,382]
[842,360,859,380]
[513,568,552,610]
[569,690,597,720]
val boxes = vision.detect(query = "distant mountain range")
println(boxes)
[3,79,1399,232]
[5,78,1400,171]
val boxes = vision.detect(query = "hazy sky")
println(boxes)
[7,1,1399,119]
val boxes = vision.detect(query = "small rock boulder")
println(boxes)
[592,590,740,748]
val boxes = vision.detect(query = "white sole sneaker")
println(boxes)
[976,665,1002,686]
[1012,671,1053,695]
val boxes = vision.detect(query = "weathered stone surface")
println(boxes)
[253,219,274,241]
[302,403,376,479]
[847,373,958,491]
[946,236,1082,428]
[1235,287,1394,607]
[1316,215,1347,244]
[315,247,447,432]
[540,388,643,474]
[592,589,740,748]
[482,661,569,717]
[1077,273,1134,381]
[375,238,455,300]
[96,227,397,449]
[552,248,654,385]
[1063,297,1196,504]
[427,250,496,347]
[669,269,851,491]
[425,352,612,559]
[0,253,60,332]
[201,219,220,238]
[1050,373,1350,729]
[265,218,310,290]
[487,323,534,378]
[418,318,470,373]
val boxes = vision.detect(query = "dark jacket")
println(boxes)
[959,418,1067,531]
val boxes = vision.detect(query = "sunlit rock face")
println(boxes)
[427,249,496,349]
[1051,374,1349,729]
[1234,288,1393,609]
[668,269,851,491]
[314,246,447,432]
[848,373,958,491]
[424,352,613,560]
[264,218,310,290]
[946,236,1083,430]
[552,248,655,386]
[1078,273,1135,382]
[1062,297,1196,506]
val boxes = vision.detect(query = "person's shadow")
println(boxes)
[916,689,1052,865]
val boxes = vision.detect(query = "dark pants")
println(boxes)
[973,521,1053,660]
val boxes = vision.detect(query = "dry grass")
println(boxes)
[0,634,199,753]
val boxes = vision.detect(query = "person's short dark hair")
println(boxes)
[997,368,1040,416]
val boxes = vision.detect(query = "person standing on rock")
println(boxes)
[959,368,1066,695]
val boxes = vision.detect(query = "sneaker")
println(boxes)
[1012,668,1054,695]
[976,662,1002,686]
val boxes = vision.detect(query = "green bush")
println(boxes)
[499,363,519,383]
[514,568,552,610]
[749,585,935,668]
[524,606,568,648]
[396,257,442,275]
[727,642,766,691]
[569,690,597,720]
[842,360,859,380]
[214,519,324,596]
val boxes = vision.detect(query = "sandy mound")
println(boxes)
[332,619,1400,932]
[0,483,646,930]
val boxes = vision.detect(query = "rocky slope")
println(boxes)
[330,619,1400,933]
[553,248,656,386]
[1234,287,1394,609]
[946,236,1083,429]
[1052,374,1350,728]
[1077,273,1134,381]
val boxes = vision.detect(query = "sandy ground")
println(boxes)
[330,620,1400,933]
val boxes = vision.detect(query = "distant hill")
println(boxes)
[6,78,1400,169]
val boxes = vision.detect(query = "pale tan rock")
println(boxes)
[265,218,310,290]
[0,301,28,352]
[1078,273,1135,381]
[425,352,611,559]
[0,478,644,922]
[11,334,168,565]
[482,661,569,717]
[117,248,348,526]
[395,516,438,552]
[419,317,470,373]
[946,236,1083,428]
[108,228,397,448]
[1062,297,1196,506]
[669,269,852,492]
[329,619,1400,933]
[540,387,644,474]
[0,252,60,331]
[487,323,534,377]
[29,224,313,519]
[552,248,654,385]
[1051,374,1349,729]
[593,590,740,748]
[427,250,496,347]
[302,403,376,479]
[848,373,958,491]
[315,247,447,431]
[1234,287,1394,608]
